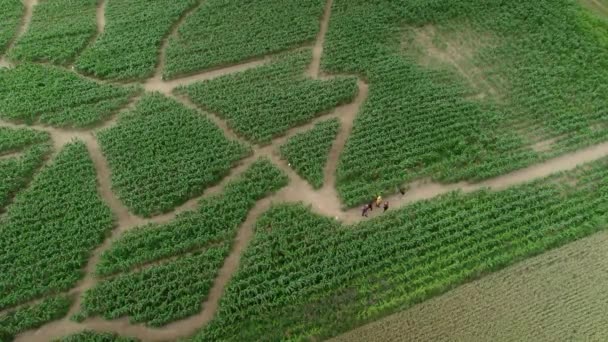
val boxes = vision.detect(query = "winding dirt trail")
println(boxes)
[9,0,608,340]
[143,0,205,94]
[0,0,38,67]
[145,57,272,95]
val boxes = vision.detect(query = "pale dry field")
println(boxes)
[332,231,608,342]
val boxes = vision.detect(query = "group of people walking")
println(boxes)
[361,195,389,217]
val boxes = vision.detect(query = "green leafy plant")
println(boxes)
[178,51,357,144]
[164,0,325,79]
[280,118,340,188]
[76,0,197,80]
[0,63,136,127]
[97,93,250,217]
[0,295,71,341]
[0,142,113,309]
[10,0,97,64]
[0,0,22,54]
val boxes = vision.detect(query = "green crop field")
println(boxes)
[9,0,97,65]
[0,0,23,55]
[1,0,608,341]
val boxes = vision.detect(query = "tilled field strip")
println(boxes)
[331,230,608,342]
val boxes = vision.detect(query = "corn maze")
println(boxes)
[1,0,608,341]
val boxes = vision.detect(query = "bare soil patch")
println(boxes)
[580,0,608,18]
[404,24,504,101]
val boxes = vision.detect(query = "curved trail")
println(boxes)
[10,0,608,340]
[145,57,272,95]
[142,0,205,93]
[0,0,38,67]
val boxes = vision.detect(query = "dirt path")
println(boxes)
[145,57,273,95]
[68,0,107,67]
[357,140,608,222]
[142,0,205,94]
[96,0,106,34]
[307,0,333,77]
[0,0,38,67]
[331,230,608,342]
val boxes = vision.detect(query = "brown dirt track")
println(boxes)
[331,231,608,342]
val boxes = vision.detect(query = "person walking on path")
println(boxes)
[375,195,382,208]
[383,201,389,212]
[362,204,370,217]
[368,199,375,211]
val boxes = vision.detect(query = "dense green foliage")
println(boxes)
[0,63,135,127]
[0,0,22,54]
[280,118,340,188]
[322,0,608,206]
[97,93,249,217]
[0,144,49,211]
[0,127,48,152]
[10,0,97,64]
[76,0,196,80]
[164,0,325,78]
[179,51,357,144]
[84,159,287,326]
[83,246,228,327]
[96,159,288,276]
[0,127,50,209]
[0,142,113,309]
[0,295,71,341]
[192,159,608,341]
[56,331,138,342]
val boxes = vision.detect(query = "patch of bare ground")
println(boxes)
[404,24,504,101]
[331,230,608,342]
[531,137,557,153]
[0,0,38,67]
[580,0,608,19]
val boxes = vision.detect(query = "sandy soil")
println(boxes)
[581,0,608,18]
[331,231,608,342]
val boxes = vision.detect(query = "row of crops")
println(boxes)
[0,63,136,127]
[58,330,138,342]
[76,0,197,80]
[10,0,97,65]
[0,127,50,210]
[320,0,608,206]
[0,295,71,341]
[280,118,340,188]
[191,157,608,341]
[82,246,228,327]
[96,158,288,276]
[178,51,357,144]
[0,142,114,310]
[80,159,288,326]
[97,93,250,217]
[0,0,22,54]
[164,0,326,79]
